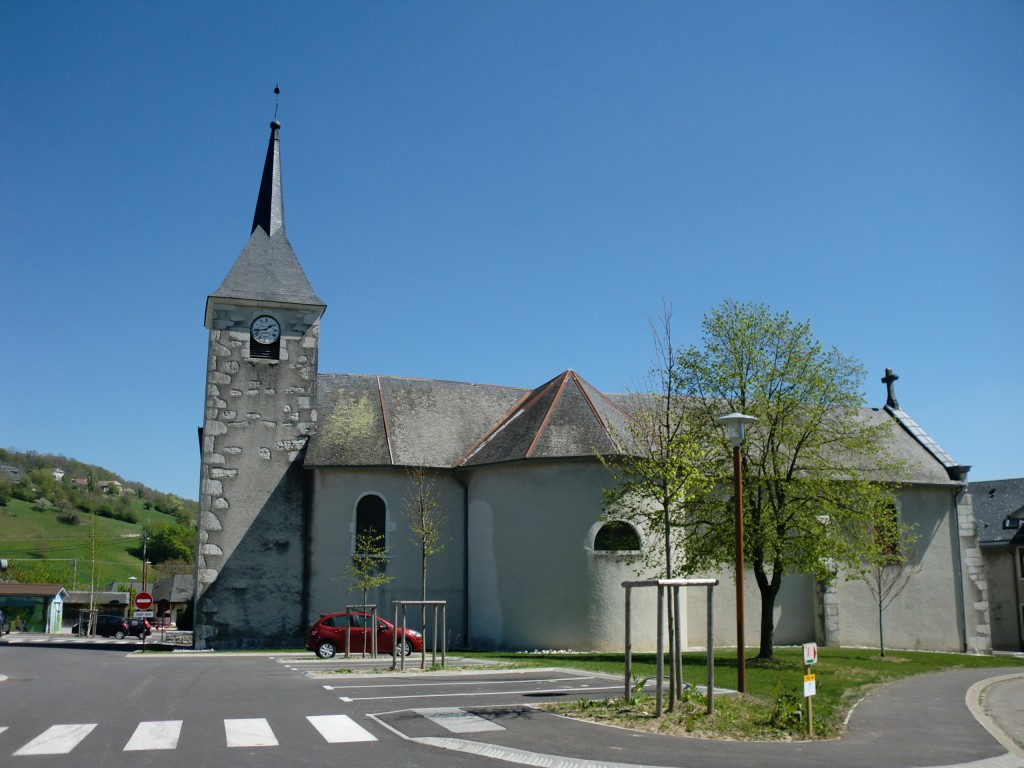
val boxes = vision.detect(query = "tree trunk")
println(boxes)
[878,598,886,658]
[753,558,783,660]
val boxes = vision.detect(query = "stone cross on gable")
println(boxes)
[882,368,900,410]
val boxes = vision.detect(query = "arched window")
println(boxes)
[355,494,387,555]
[594,521,641,552]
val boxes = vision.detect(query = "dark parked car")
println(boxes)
[71,614,130,639]
[127,617,152,638]
[306,611,423,659]
[0,608,10,635]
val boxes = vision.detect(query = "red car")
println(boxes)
[306,611,424,659]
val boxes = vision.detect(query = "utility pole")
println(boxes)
[142,532,149,592]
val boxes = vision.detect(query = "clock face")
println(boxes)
[251,315,281,344]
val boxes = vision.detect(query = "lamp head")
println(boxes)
[714,412,758,447]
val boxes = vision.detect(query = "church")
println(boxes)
[194,121,991,655]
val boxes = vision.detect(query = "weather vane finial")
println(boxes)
[274,84,280,121]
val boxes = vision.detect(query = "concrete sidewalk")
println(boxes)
[975,673,1024,759]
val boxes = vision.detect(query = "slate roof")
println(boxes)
[970,478,1024,546]
[308,374,534,467]
[65,590,127,606]
[151,575,194,603]
[206,121,324,321]
[0,584,68,598]
[457,371,630,467]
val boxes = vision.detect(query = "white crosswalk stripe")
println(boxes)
[224,717,279,747]
[419,707,505,733]
[307,714,377,743]
[3,707,494,755]
[12,723,96,755]
[124,720,183,751]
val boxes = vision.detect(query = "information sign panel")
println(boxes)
[803,642,818,665]
[804,673,816,697]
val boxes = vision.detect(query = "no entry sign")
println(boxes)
[135,591,153,610]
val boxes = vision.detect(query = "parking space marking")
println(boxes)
[12,723,97,755]
[418,707,506,734]
[324,674,596,691]
[124,720,183,751]
[306,714,378,743]
[224,718,279,748]
[338,684,622,702]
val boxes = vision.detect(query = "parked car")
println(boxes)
[306,611,423,659]
[71,614,130,639]
[127,617,152,638]
[0,608,10,635]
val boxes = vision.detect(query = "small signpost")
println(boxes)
[803,642,817,736]
[134,592,153,652]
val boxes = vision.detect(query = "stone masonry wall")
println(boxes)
[956,489,993,654]
[195,305,320,649]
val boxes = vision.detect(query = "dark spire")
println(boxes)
[251,120,284,237]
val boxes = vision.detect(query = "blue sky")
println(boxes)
[1,1,1021,500]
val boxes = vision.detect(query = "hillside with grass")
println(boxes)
[0,448,197,590]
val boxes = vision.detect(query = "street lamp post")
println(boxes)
[715,412,757,693]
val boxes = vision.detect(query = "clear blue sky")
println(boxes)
[2,1,1021,500]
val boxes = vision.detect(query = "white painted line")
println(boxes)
[340,696,353,702]
[333,675,594,691]
[13,723,96,755]
[224,718,278,747]
[124,720,183,751]
[306,714,377,743]
[414,735,666,768]
[418,707,505,734]
[342,684,622,702]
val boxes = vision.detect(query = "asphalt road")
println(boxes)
[2,635,1022,768]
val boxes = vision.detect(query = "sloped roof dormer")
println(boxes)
[205,120,325,327]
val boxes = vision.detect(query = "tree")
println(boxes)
[600,302,714,706]
[345,532,392,609]
[403,464,447,665]
[676,300,905,659]
[860,509,920,657]
[138,523,195,565]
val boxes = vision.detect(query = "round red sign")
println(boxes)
[135,591,153,610]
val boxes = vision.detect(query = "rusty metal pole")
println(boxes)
[706,583,715,715]
[733,442,746,694]
[624,585,632,700]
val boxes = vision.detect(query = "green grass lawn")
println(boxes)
[1,497,179,587]
[457,647,1024,740]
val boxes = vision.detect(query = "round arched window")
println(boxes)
[355,494,386,554]
[594,521,640,551]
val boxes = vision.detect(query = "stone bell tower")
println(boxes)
[194,120,326,649]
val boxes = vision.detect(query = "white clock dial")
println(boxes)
[251,315,281,344]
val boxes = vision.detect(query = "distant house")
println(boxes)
[151,575,194,627]
[71,478,89,489]
[0,465,19,478]
[63,590,129,631]
[973,478,1024,651]
[0,584,69,633]
[97,480,123,495]
[51,467,65,482]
